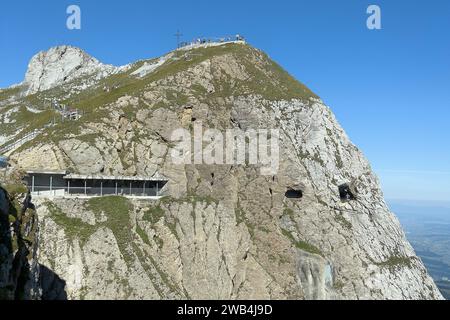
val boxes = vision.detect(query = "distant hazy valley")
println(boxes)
[392,200,450,300]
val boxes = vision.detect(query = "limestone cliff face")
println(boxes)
[0,179,41,300]
[0,43,444,300]
[23,46,119,95]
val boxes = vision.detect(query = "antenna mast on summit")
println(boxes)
[175,30,183,49]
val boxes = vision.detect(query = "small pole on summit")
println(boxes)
[175,30,183,49]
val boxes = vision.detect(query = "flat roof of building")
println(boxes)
[25,170,168,182]
[63,174,168,182]
[26,170,68,175]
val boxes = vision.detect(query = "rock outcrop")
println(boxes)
[23,46,118,95]
[0,177,41,300]
[0,43,444,300]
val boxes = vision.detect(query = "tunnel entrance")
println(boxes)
[339,184,355,201]
[285,189,303,199]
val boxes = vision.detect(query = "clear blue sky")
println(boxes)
[1,0,449,201]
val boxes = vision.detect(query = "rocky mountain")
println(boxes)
[23,46,120,95]
[0,42,444,300]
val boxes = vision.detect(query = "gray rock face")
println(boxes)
[0,186,41,300]
[23,46,118,95]
[3,43,444,300]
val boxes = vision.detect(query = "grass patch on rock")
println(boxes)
[46,202,96,243]
[281,229,324,257]
[86,196,134,264]
[142,205,165,225]
[335,214,352,230]
[3,183,28,198]
[375,255,413,270]
[136,224,151,246]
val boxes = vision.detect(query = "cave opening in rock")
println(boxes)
[285,189,303,199]
[339,184,355,201]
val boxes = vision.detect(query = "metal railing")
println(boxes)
[0,129,42,154]
[177,35,246,50]
[30,186,160,198]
